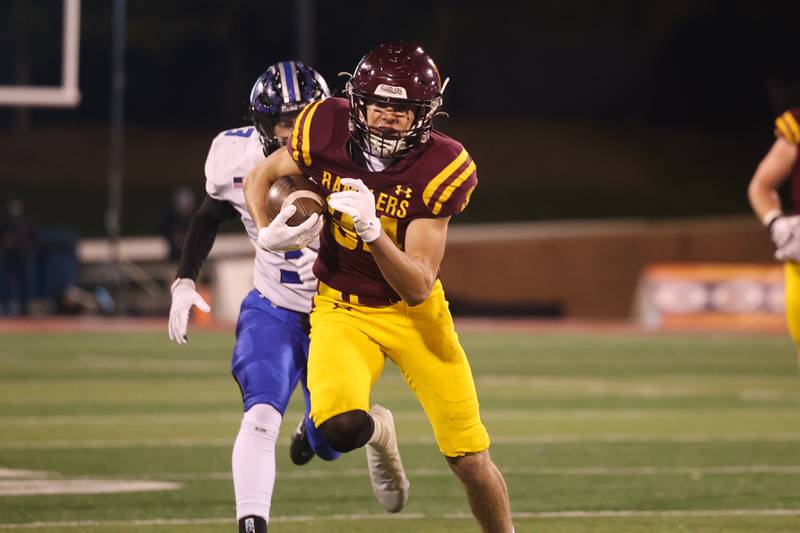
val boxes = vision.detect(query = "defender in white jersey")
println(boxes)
[203,124,319,312]
[167,62,339,533]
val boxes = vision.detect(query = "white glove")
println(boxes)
[168,278,211,345]
[769,214,800,262]
[257,204,323,253]
[327,178,381,243]
[295,249,318,291]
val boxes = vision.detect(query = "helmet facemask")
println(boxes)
[346,80,442,159]
[250,108,301,151]
[251,107,301,150]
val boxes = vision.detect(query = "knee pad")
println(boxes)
[319,410,374,452]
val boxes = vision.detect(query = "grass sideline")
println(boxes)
[1,328,799,532]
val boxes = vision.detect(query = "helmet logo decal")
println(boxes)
[279,61,301,103]
[374,84,408,99]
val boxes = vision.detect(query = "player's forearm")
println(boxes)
[175,195,237,280]
[747,139,798,223]
[369,234,435,306]
[747,178,782,222]
[175,214,218,281]
[243,164,274,230]
[244,150,305,229]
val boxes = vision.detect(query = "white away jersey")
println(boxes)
[204,125,318,313]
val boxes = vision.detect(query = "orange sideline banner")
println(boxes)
[634,263,786,332]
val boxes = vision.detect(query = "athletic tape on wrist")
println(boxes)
[763,209,783,229]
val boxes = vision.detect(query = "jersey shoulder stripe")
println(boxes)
[462,183,477,212]
[775,109,800,144]
[290,101,314,164]
[423,147,477,215]
[290,99,326,167]
[431,159,477,215]
[423,147,469,207]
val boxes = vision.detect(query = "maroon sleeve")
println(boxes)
[287,97,347,170]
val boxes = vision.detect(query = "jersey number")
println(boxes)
[224,127,254,138]
[329,210,400,251]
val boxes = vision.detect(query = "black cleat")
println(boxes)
[289,417,315,466]
[238,515,267,533]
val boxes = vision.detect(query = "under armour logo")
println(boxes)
[332,303,353,312]
[394,185,412,198]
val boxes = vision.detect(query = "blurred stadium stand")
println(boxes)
[2,1,798,327]
[71,214,775,321]
[0,226,78,316]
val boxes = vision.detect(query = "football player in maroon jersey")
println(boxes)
[748,108,800,359]
[244,43,513,531]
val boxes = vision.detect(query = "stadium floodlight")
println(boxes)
[0,0,81,107]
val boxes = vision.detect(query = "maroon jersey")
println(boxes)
[288,97,477,304]
[774,108,800,214]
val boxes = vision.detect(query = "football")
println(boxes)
[266,175,326,226]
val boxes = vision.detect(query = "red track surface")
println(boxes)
[0,316,787,335]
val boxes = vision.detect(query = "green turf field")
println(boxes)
[1,329,800,532]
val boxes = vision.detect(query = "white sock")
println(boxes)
[232,403,282,521]
[367,412,387,448]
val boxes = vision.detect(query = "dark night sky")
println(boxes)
[2,1,800,235]
[2,0,800,130]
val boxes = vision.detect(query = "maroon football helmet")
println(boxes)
[345,42,447,158]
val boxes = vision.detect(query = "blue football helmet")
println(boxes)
[249,61,329,152]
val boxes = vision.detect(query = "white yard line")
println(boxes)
[502,509,800,519]
[3,509,800,529]
[0,438,232,449]
[0,479,180,496]
[38,464,800,484]
[0,469,50,479]
[3,407,799,426]
[485,433,800,444]
[0,413,242,426]
[4,464,796,498]
[3,432,800,450]
[143,464,800,481]
[0,468,182,496]
[0,514,426,530]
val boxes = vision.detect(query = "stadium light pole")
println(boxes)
[107,0,126,313]
[293,0,314,65]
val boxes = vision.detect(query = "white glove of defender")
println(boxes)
[770,214,800,262]
[327,178,381,243]
[295,249,318,291]
[257,204,323,253]
[168,278,211,345]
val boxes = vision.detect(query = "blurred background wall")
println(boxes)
[1,0,799,319]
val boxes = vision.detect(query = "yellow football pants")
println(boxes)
[785,263,800,357]
[307,280,490,457]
